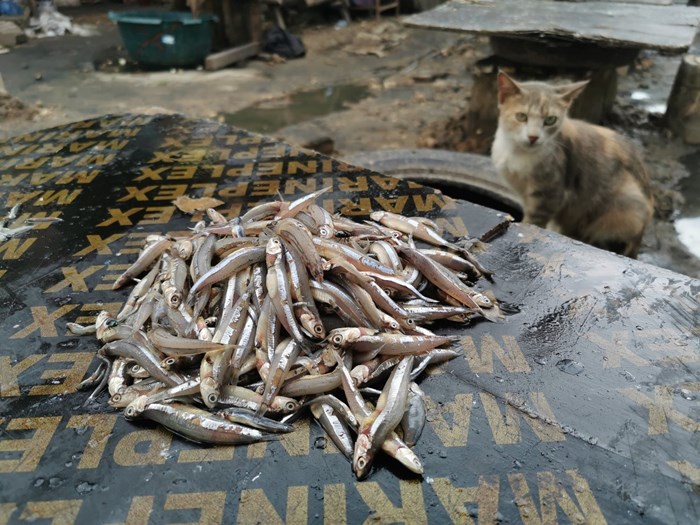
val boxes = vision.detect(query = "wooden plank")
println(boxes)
[205,42,261,71]
[404,0,700,52]
[489,35,640,68]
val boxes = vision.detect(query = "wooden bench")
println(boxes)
[404,0,700,143]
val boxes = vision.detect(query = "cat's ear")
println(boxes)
[497,71,521,104]
[557,80,589,106]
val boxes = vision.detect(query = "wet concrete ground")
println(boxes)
[0,3,698,277]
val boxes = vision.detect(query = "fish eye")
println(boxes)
[107,319,119,327]
[515,112,528,122]
[544,115,558,126]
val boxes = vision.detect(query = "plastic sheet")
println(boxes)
[0,114,697,524]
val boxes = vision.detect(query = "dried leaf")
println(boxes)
[172,196,225,214]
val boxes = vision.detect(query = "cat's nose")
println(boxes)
[528,135,539,144]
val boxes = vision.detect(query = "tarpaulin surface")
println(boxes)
[0,114,698,524]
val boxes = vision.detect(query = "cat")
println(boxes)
[491,71,654,258]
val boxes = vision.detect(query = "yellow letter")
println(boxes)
[0,416,61,473]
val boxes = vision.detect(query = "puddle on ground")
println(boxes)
[676,151,700,260]
[219,84,371,134]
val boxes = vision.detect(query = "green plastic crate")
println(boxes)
[108,11,217,68]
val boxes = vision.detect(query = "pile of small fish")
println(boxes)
[72,188,501,479]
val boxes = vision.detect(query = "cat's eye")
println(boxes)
[515,113,528,122]
[543,116,558,126]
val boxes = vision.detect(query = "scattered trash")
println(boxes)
[0,74,38,121]
[334,19,348,30]
[645,103,667,114]
[411,70,449,83]
[25,2,98,39]
[0,0,23,16]
[345,32,387,58]
[343,22,407,58]
[630,91,650,101]
[258,52,286,65]
[263,27,306,59]
[0,93,37,120]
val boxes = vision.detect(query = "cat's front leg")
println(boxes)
[522,188,562,229]
[522,211,550,228]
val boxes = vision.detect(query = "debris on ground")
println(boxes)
[0,19,26,46]
[0,73,38,120]
[25,2,97,38]
[263,27,306,59]
[343,21,407,58]
[258,52,287,65]
[417,109,492,155]
[0,92,37,120]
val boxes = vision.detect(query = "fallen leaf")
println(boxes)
[173,195,225,214]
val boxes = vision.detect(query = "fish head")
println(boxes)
[265,237,283,256]
[200,377,220,408]
[328,327,361,349]
[299,313,326,340]
[472,293,493,308]
[352,433,374,479]
[124,395,149,419]
[108,392,131,408]
[393,446,424,475]
[95,311,119,341]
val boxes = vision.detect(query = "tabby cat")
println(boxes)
[491,71,654,258]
